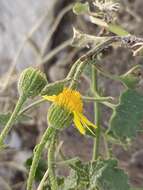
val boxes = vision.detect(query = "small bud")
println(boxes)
[48,104,73,130]
[18,67,47,98]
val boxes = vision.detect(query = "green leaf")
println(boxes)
[60,160,90,190]
[60,170,78,190]
[0,112,31,127]
[108,89,143,142]
[119,65,142,89]
[108,24,130,36]
[89,16,129,36]
[90,159,130,190]
[70,160,89,183]
[41,79,70,96]
[73,2,89,15]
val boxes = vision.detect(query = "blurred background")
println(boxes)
[0,0,143,189]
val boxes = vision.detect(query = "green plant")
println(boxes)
[1,1,143,190]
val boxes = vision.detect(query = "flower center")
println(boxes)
[54,88,83,113]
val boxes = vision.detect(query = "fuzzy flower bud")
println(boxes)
[18,67,47,98]
[48,104,73,130]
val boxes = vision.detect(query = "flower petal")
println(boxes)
[73,112,86,135]
[42,95,56,102]
[79,113,97,129]
[78,113,97,136]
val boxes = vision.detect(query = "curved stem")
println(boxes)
[66,60,81,80]
[26,127,54,190]
[48,131,58,190]
[0,95,27,147]
[92,65,101,161]
[20,99,45,115]
[69,61,86,89]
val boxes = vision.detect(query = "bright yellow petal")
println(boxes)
[78,113,97,129]
[77,113,96,136]
[42,95,56,102]
[82,121,96,136]
[73,112,86,135]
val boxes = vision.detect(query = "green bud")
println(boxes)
[48,104,73,130]
[18,67,47,98]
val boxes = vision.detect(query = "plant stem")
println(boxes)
[82,96,114,102]
[69,61,86,89]
[66,60,81,80]
[20,99,46,115]
[48,131,58,190]
[0,95,27,146]
[27,127,54,190]
[92,65,101,161]
[37,168,49,190]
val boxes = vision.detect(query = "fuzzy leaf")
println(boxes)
[41,79,70,96]
[60,170,78,190]
[60,160,90,190]
[108,89,143,142]
[90,159,130,190]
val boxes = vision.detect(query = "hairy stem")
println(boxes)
[20,99,45,115]
[26,127,54,190]
[48,131,58,190]
[92,65,101,161]
[0,95,27,147]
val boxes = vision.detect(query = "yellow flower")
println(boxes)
[43,88,97,136]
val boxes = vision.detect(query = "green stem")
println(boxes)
[26,127,54,190]
[68,36,122,89]
[0,95,27,146]
[66,60,81,80]
[92,65,101,161]
[69,61,86,89]
[82,96,114,102]
[48,131,58,190]
[20,99,45,115]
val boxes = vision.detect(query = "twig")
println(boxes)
[41,38,72,65]
[37,169,49,190]
[41,4,73,56]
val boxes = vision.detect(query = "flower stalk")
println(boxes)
[26,126,54,190]
[92,65,101,161]
[0,95,27,147]
[48,131,58,190]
